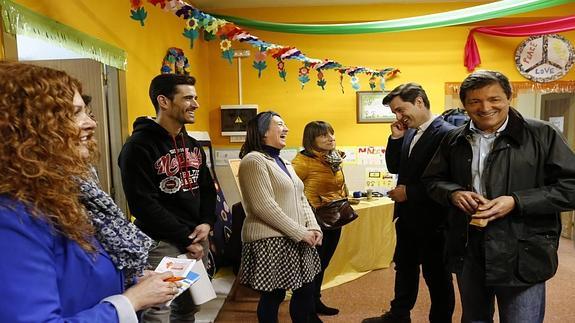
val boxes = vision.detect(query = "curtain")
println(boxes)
[464,15,575,71]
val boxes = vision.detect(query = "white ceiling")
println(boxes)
[191,0,490,10]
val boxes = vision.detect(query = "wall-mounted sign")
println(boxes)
[220,104,258,136]
[356,91,394,123]
[515,34,574,83]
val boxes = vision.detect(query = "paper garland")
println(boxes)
[129,0,147,26]
[128,0,399,91]
[252,48,267,78]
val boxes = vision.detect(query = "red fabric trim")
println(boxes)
[464,15,575,71]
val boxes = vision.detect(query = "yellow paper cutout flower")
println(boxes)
[205,19,225,34]
[187,18,199,30]
[220,39,232,51]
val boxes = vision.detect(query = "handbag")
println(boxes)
[314,198,358,230]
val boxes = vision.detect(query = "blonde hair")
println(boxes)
[0,61,95,251]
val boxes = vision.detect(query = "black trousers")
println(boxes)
[390,218,455,323]
[313,227,342,300]
[257,282,315,323]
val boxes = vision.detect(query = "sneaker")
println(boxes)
[315,299,339,316]
[362,311,411,323]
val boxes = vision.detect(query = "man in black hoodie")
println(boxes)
[118,74,216,322]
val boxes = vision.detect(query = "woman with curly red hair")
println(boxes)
[0,62,178,322]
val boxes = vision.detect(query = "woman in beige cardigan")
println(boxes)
[238,111,323,323]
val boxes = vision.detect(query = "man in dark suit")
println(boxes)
[363,83,455,323]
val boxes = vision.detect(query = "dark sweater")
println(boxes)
[118,117,217,249]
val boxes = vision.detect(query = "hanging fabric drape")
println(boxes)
[464,15,575,71]
[211,0,572,35]
[1,0,127,70]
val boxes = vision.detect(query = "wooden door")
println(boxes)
[541,93,575,239]
[541,93,574,146]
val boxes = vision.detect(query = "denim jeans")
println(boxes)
[457,231,546,323]
[141,240,209,323]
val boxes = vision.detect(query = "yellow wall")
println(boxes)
[10,0,212,132]
[7,1,575,148]
[205,2,575,147]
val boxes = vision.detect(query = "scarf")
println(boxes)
[321,150,344,173]
[78,175,153,284]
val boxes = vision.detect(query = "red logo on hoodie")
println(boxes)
[155,147,203,176]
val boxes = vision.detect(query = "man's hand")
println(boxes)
[472,196,515,222]
[390,121,407,139]
[388,185,407,202]
[185,242,204,260]
[450,191,489,214]
[189,223,211,243]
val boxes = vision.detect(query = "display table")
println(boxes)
[322,197,396,289]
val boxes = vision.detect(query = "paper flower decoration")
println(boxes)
[175,5,194,19]
[130,0,147,26]
[182,18,199,48]
[252,50,267,78]
[205,18,224,36]
[164,0,180,12]
[203,30,216,41]
[161,65,172,73]
[161,47,190,75]
[220,39,234,63]
[316,70,327,90]
[298,66,310,89]
[350,75,360,91]
[380,77,386,91]
[149,0,168,8]
[130,0,142,8]
[220,39,232,50]
[385,69,401,79]
[369,75,377,91]
[339,70,345,94]
[277,60,287,81]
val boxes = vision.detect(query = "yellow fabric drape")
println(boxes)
[322,197,396,289]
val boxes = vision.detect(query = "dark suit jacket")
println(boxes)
[385,117,456,234]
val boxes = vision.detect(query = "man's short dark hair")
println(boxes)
[149,74,196,113]
[382,82,430,110]
[459,70,512,103]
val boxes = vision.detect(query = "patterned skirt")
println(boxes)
[239,236,321,292]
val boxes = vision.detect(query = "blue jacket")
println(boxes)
[0,196,124,322]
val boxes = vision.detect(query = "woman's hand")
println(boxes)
[123,271,180,311]
[311,230,323,246]
[135,270,155,284]
[302,230,322,246]
[301,231,317,246]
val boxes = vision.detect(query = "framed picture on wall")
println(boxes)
[356,91,395,123]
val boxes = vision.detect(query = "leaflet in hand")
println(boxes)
[154,257,200,305]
